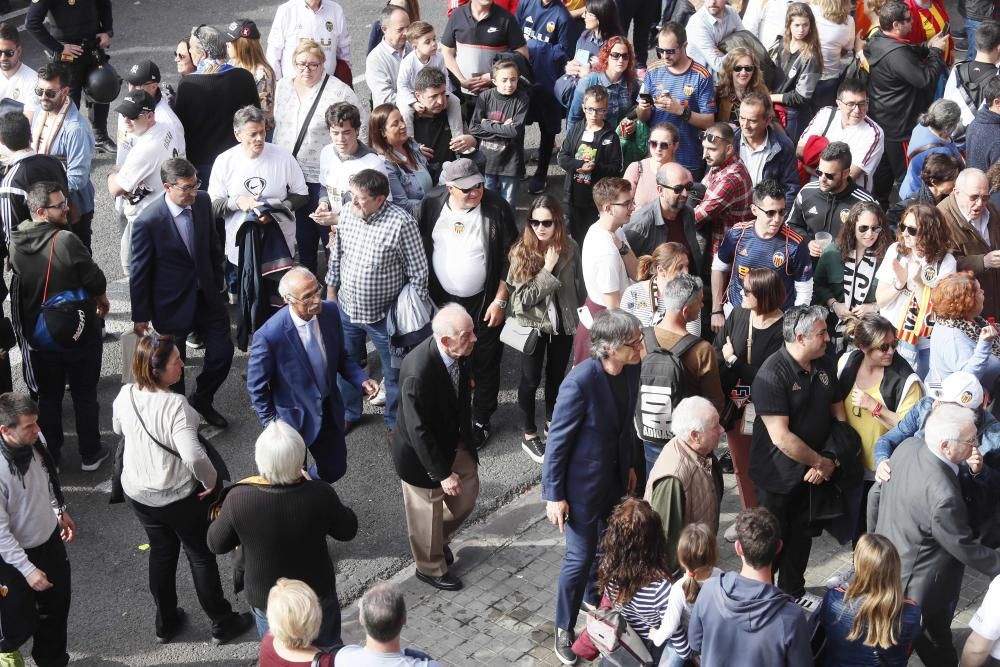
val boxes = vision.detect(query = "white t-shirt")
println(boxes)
[116,97,186,168]
[208,142,308,264]
[741,0,790,52]
[0,63,39,118]
[799,107,884,192]
[265,0,351,80]
[876,242,956,347]
[431,204,487,297]
[318,145,389,207]
[582,223,632,306]
[117,122,185,223]
[810,8,854,81]
[970,574,1000,660]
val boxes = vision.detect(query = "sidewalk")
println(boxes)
[340,475,991,666]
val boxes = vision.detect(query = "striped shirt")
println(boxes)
[641,60,716,172]
[606,579,691,657]
[715,221,812,310]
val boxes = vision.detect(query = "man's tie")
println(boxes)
[176,208,196,258]
[448,358,460,395]
[302,320,328,395]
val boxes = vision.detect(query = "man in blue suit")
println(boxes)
[542,309,643,665]
[130,158,234,428]
[247,266,378,483]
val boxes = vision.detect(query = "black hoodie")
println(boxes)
[864,32,946,143]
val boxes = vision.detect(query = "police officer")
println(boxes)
[26,0,117,153]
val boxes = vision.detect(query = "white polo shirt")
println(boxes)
[266,0,352,81]
[117,122,185,223]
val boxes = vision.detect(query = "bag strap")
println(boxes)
[292,75,330,158]
[906,141,946,162]
[42,235,56,303]
[820,107,835,138]
[954,61,977,111]
[129,387,181,459]
[669,333,702,358]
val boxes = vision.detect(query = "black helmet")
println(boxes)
[84,62,122,105]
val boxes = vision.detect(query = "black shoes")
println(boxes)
[211,611,253,646]
[444,544,454,566]
[186,332,205,349]
[415,569,463,591]
[80,443,111,471]
[554,627,577,665]
[522,436,545,463]
[156,608,186,644]
[189,397,229,429]
[472,421,492,450]
[94,133,117,154]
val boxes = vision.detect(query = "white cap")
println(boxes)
[938,371,985,409]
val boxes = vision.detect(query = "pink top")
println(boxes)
[624,157,664,209]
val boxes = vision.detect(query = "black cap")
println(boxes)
[115,91,156,119]
[225,19,261,41]
[124,60,160,85]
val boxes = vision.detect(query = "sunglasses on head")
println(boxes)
[733,64,755,73]
[658,181,694,194]
[529,218,554,228]
[655,47,677,58]
[857,224,883,234]
[648,139,673,150]
[699,130,725,144]
[34,87,59,99]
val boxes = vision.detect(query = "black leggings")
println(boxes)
[616,0,659,68]
[518,332,574,433]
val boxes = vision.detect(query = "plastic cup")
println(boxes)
[815,231,833,250]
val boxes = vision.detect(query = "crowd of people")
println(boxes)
[4,0,1000,665]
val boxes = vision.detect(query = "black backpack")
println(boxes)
[634,328,702,446]
[954,61,991,115]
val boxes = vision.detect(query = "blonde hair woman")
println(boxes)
[715,48,771,126]
[620,242,699,334]
[258,579,334,666]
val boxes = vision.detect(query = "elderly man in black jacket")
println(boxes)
[416,158,518,450]
[391,304,478,592]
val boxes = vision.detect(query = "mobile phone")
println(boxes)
[941,22,950,34]
[639,93,653,105]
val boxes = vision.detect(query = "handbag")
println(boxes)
[500,319,539,355]
[582,597,654,666]
[32,235,97,351]
[292,74,329,158]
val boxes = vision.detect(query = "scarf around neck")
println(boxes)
[0,435,33,485]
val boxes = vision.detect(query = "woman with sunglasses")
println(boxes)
[175,37,196,76]
[767,3,823,142]
[834,314,921,561]
[815,202,892,353]
[926,272,1000,394]
[566,36,639,132]
[623,123,679,207]
[507,196,585,463]
[875,203,957,378]
[715,48,771,127]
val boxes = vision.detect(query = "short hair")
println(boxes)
[735,507,782,569]
[26,181,66,215]
[588,309,641,360]
[380,4,409,28]
[739,90,772,117]
[233,105,266,131]
[706,121,734,144]
[192,25,227,60]
[983,76,1000,107]
[278,267,318,300]
[744,267,786,313]
[659,21,686,43]
[0,393,37,429]
[348,169,391,200]
[661,274,703,313]
[358,583,407,642]
[255,420,307,485]
[37,62,69,88]
[491,58,519,78]
[0,22,20,45]
[406,20,435,43]
[592,176,631,210]
[0,111,30,151]
[782,304,828,342]
[819,141,852,170]
[325,101,362,130]
[752,178,786,206]
[924,403,976,450]
[975,20,1000,53]
[431,303,471,339]
[931,271,980,319]
[837,77,867,98]
[131,334,177,391]
[413,66,446,92]
[266,579,321,649]
[917,99,962,136]
[160,158,197,185]
[292,38,326,65]
[671,396,716,440]
[878,1,911,31]
[583,84,609,104]
[921,152,961,186]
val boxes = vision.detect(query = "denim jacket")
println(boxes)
[380,139,430,217]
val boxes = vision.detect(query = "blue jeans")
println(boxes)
[338,310,399,427]
[485,174,519,207]
[965,18,982,61]
[658,646,687,666]
[251,591,343,648]
[644,441,664,481]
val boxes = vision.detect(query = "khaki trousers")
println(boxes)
[401,448,480,576]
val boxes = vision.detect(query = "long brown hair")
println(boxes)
[716,48,767,102]
[636,242,688,281]
[230,36,275,82]
[508,195,570,284]
[836,201,891,262]
[895,203,954,264]
[782,3,824,73]
[596,498,672,605]
[844,534,906,649]
[368,103,418,167]
[677,523,718,604]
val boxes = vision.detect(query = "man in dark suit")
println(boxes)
[542,309,642,665]
[391,304,479,592]
[870,403,1000,666]
[247,267,378,483]
[130,158,233,428]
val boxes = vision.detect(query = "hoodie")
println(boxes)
[864,32,945,143]
[966,106,1000,173]
[898,123,962,199]
[688,571,812,667]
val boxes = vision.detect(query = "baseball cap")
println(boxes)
[442,158,484,189]
[124,60,160,85]
[116,91,156,119]
[938,371,985,409]
[225,19,261,41]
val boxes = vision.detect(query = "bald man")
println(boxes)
[938,168,1000,319]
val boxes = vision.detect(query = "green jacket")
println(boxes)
[813,243,881,308]
[507,239,586,336]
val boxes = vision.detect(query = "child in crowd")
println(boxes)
[556,84,624,245]
[470,59,529,205]
[651,523,722,667]
[396,21,463,138]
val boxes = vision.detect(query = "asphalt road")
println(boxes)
[9,1,549,664]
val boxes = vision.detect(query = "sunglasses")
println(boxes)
[529,218,555,228]
[648,139,673,150]
[608,51,630,60]
[34,87,60,99]
[655,47,677,58]
[174,51,188,59]
[756,205,785,218]
[700,131,726,144]
[876,341,897,353]
[816,169,842,180]
[658,181,694,194]
[0,49,16,58]
[733,65,755,72]
[455,182,484,194]
[902,224,918,236]
[857,224,883,234]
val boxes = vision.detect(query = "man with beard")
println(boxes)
[695,122,752,271]
[0,22,39,123]
[410,67,476,183]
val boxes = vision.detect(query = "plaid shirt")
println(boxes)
[695,154,753,254]
[328,200,429,324]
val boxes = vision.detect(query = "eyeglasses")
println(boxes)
[529,218,555,228]
[0,49,16,58]
[168,179,202,193]
[625,335,644,349]
[655,47,677,58]
[583,106,608,115]
[288,290,322,303]
[455,182,483,194]
[816,169,842,180]
[658,181,694,194]
[699,131,726,144]
[43,200,69,210]
[611,199,635,208]
[756,205,785,218]
[902,224,918,236]
[857,224,883,234]
[33,87,59,99]
[838,98,868,109]
[295,61,323,71]
[608,51,629,61]
[648,139,673,150]
[733,65,755,73]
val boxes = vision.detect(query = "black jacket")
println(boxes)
[174,69,260,169]
[622,202,710,277]
[864,32,946,143]
[556,122,623,205]
[416,186,518,316]
[0,154,67,246]
[786,179,876,242]
[391,336,476,488]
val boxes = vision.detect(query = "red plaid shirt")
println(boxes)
[695,155,753,255]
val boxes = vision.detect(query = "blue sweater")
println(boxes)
[812,587,922,667]
[898,123,962,200]
[927,323,1000,390]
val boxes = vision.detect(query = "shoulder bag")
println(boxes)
[292,75,330,158]
[581,596,653,666]
[500,318,539,355]
[32,235,97,352]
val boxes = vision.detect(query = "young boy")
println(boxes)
[470,59,529,205]
[396,21,463,138]
[556,85,624,245]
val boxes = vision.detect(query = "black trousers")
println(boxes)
[60,48,110,136]
[0,528,71,667]
[518,332,573,433]
[440,291,503,425]
[30,339,102,463]
[568,203,597,249]
[914,606,960,667]
[616,0,658,68]
[161,291,235,406]
[755,484,813,598]
[127,491,234,636]
[873,139,907,209]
